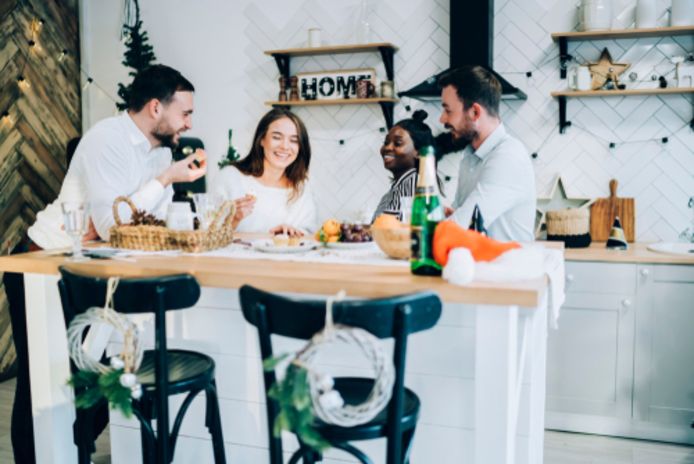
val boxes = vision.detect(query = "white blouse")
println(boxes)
[212,165,317,233]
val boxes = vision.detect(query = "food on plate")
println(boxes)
[272,233,301,247]
[316,219,372,243]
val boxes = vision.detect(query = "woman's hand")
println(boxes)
[231,194,256,229]
[269,224,304,237]
[82,218,99,243]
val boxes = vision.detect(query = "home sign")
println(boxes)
[297,68,376,100]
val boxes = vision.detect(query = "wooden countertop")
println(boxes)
[0,249,548,308]
[562,242,694,265]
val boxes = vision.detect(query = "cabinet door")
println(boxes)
[634,264,694,436]
[546,262,636,418]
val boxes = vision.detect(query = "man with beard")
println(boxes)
[438,65,536,242]
[5,65,204,464]
[28,64,206,246]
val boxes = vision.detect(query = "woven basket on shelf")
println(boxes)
[546,208,591,248]
[109,196,236,253]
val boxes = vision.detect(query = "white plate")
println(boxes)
[646,242,694,256]
[324,241,376,250]
[252,239,318,253]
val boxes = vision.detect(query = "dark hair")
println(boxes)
[127,64,195,111]
[438,65,501,117]
[234,108,311,202]
[393,109,434,150]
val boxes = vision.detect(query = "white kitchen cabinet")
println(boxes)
[546,260,694,444]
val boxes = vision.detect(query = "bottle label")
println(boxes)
[411,226,422,260]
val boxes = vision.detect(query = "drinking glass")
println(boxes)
[400,196,414,224]
[61,201,89,261]
[193,193,222,230]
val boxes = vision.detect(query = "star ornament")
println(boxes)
[535,176,595,238]
[588,48,629,90]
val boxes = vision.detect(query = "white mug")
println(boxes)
[636,0,658,28]
[308,28,321,48]
[576,66,592,90]
[582,0,612,30]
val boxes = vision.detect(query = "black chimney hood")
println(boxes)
[398,0,527,100]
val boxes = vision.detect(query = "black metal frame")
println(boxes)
[239,285,442,464]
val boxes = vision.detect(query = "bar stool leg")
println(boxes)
[205,381,227,464]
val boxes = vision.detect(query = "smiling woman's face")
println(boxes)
[380,126,418,177]
[260,117,299,172]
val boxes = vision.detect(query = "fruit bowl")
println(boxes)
[372,226,411,260]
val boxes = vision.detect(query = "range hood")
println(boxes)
[399,0,527,100]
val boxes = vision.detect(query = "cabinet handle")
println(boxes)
[622,298,632,308]
[640,269,650,277]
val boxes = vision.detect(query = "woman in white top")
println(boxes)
[215,108,317,236]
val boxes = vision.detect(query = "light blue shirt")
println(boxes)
[451,123,536,242]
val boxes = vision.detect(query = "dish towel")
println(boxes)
[442,244,565,328]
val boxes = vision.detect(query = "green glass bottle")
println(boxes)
[410,145,444,276]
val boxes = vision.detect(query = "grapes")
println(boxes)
[339,223,372,243]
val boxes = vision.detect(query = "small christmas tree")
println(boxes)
[116,0,156,111]
[218,129,241,169]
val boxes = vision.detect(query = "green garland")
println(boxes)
[218,129,240,169]
[68,368,136,418]
[263,354,331,452]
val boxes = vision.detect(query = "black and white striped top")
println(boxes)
[371,168,417,222]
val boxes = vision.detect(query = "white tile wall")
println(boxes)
[83,0,693,240]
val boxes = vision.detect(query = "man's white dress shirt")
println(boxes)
[28,113,173,248]
[451,123,536,242]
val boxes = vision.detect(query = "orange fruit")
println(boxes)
[322,219,341,236]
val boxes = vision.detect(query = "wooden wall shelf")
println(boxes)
[264,42,399,128]
[551,88,694,133]
[551,26,694,79]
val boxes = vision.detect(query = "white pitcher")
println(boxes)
[671,0,694,27]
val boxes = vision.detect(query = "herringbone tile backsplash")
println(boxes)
[235,0,693,241]
[81,0,693,241]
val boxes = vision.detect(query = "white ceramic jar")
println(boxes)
[671,0,694,27]
[582,0,612,30]
[166,202,194,231]
[636,0,658,28]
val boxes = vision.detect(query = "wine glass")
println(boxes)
[192,193,210,229]
[61,201,89,261]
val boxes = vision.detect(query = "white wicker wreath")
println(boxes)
[67,277,145,398]
[294,291,395,427]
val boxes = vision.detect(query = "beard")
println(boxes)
[444,122,476,144]
[152,122,180,150]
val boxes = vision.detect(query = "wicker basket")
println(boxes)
[109,196,236,252]
[372,226,411,260]
[546,208,591,248]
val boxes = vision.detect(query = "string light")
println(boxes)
[82,77,93,90]
[58,49,68,61]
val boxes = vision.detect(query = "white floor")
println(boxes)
[1,377,692,463]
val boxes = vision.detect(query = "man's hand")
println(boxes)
[231,194,256,229]
[269,224,304,237]
[157,149,207,187]
[444,206,455,218]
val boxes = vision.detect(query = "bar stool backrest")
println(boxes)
[239,284,442,463]
[57,266,201,463]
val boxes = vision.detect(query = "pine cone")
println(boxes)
[130,209,165,227]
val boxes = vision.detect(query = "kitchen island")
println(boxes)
[0,244,555,464]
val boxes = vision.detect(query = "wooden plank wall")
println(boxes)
[0,0,81,379]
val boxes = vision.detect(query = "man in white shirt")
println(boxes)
[7,64,206,464]
[28,64,207,248]
[439,66,536,242]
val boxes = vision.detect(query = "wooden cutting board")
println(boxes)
[590,179,635,242]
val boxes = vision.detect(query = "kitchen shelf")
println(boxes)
[551,87,694,133]
[551,26,694,79]
[264,42,399,128]
[266,98,398,128]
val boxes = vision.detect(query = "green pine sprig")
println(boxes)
[218,129,240,169]
[68,368,136,418]
[263,354,331,452]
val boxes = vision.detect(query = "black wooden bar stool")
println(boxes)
[239,285,442,464]
[58,267,226,464]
